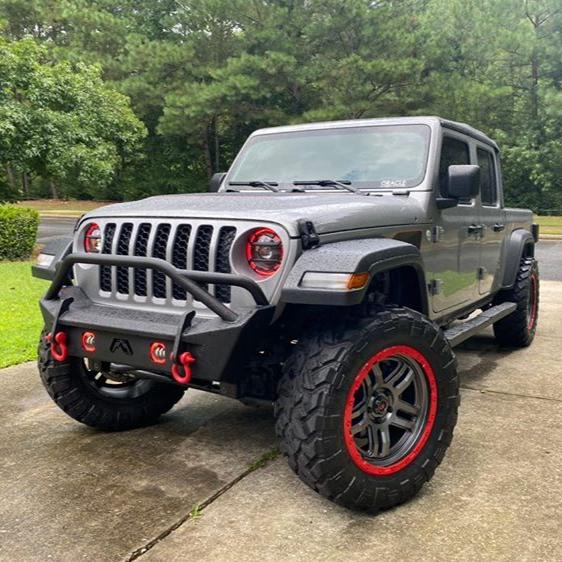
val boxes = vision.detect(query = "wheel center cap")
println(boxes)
[371,394,389,416]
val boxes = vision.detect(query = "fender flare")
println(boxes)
[501,229,535,289]
[280,238,428,312]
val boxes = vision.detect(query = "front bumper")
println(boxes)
[39,253,274,386]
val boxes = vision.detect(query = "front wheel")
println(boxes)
[38,329,185,431]
[275,307,459,512]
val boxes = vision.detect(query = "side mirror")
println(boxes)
[447,165,480,199]
[209,172,226,193]
[437,165,480,209]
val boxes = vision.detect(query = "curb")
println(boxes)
[39,213,82,219]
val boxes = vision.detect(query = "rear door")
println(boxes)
[475,146,505,295]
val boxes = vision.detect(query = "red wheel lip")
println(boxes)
[343,345,438,476]
[528,273,539,331]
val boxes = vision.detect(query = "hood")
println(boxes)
[85,192,428,237]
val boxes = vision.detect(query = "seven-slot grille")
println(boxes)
[99,222,237,304]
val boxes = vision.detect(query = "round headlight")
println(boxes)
[245,228,283,277]
[84,223,102,253]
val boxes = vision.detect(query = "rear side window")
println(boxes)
[439,137,470,200]
[477,148,498,206]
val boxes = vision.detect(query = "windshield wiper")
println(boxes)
[228,180,280,193]
[292,179,367,195]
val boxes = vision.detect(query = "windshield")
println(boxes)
[228,124,431,190]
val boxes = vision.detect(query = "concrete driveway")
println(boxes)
[1,282,561,562]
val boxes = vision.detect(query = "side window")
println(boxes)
[477,148,497,206]
[438,137,470,201]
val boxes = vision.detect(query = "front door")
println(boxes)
[475,146,505,295]
[429,134,480,313]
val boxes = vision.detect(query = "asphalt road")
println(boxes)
[536,240,562,281]
[37,216,562,281]
[2,281,561,561]
[37,217,77,245]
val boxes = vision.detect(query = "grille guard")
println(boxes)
[45,252,269,322]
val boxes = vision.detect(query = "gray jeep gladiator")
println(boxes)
[33,116,539,512]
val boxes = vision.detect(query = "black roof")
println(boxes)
[439,118,499,151]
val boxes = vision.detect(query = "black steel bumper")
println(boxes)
[39,253,274,385]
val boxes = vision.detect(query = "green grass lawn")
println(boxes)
[0,261,47,368]
[535,215,562,236]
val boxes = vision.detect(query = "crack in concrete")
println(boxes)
[461,384,562,403]
[126,450,279,561]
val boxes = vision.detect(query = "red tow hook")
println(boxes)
[46,331,68,362]
[171,352,196,385]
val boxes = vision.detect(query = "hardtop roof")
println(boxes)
[252,116,499,151]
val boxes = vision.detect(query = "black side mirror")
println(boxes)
[437,165,480,209]
[447,165,480,199]
[209,172,226,193]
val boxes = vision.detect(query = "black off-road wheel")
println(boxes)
[38,329,185,431]
[275,306,459,512]
[493,257,539,348]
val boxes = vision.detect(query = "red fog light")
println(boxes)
[150,342,167,364]
[81,331,96,353]
[245,228,283,277]
[84,223,102,253]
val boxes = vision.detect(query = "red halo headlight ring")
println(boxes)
[84,223,102,253]
[245,228,283,278]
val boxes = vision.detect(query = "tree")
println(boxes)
[0,0,561,209]
[0,37,146,200]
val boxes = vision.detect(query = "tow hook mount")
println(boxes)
[46,297,74,362]
[170,310,197,385]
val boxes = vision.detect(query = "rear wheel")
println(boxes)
[493,257,539,347]
[38,329,185,431]
[275,307,459,512]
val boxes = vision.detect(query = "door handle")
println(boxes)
[468,224,483,234]
[493,223,505,232]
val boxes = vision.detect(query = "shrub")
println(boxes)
[0,205,40,260]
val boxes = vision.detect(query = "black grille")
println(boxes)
[95,221,237,305]
[116,223,133,294]
[215,227,236,303]
[152,224,171,299]
[171,224,192,300]
[100,223,116,291]
[193,225,213,291]
[133,223,152,297]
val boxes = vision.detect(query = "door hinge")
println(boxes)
[428,279,444,295]
[298,220,320,250]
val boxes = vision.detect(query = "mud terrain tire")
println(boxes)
[275,306,459,512]
[38,329,185,431]
[493,257,539,348]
